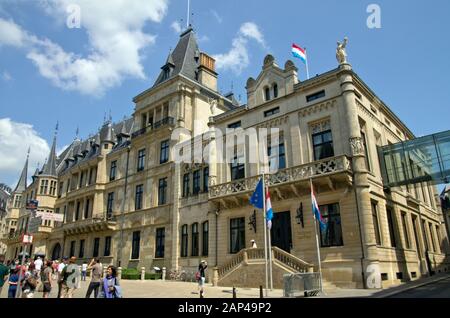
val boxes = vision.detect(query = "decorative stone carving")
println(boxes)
[311,119,331,134]
[336,37,349,64]
[349,137,365,156]
[208,98,218,116]
[264,54,275,66]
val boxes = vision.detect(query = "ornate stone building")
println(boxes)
[3,29,449,289]
[0,183,12,254]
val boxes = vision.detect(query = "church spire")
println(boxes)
[14,148,29,193]
[42,123,58,176]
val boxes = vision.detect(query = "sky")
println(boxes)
[0,0,449,189]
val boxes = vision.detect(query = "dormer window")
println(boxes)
[264,87,270,101]
[273,83,278,98]
[162,67,170,81]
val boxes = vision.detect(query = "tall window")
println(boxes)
[361,131,371,171]
[203,167,209,192]
[230,217,245,254]
[158,178,167,205]
[371,202,381,245]
[104,236,111,256]
[50,181,57,196]
[135,184,143,210]
[181,225,188,257]
[264,87,270,101]
[70,241,76,257]
[202,221,209,256]
[273,83,278,98]
[230,150,245,181]
[386,208,397,248]
[435,225,442,253]
[137,149,146,172]
[160,140,170,164]
[79,171,84,188]
[79,239,85,258]
[75,201,81,221]
[58,182,63,198]
[191,223,199,256]
[93,238,100,258]
[40,180,48,194]
[312,130,334,160]
[319,203,343,247]
[429,223,438,253]
[131,231,140,259]
[155,228,165,258]
[110,161,117,181]
[193,170,201,195]
[268,134,286,171]
[183,173,190,198]
[106,192,114,218]
[401,212,411,249]
[84,199,90,219]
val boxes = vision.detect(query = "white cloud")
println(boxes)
[0,0,169,96]
[0,118,50,187]
[1,71,12,81]
[171,21,182,34]
[210,10,223,24]
[0,18,27,47]
[214,22,266,74]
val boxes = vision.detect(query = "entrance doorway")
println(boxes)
[270,211,292,253]
[51,243,61,260]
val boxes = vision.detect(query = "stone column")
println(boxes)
[339,63,380,289]
[117,267,122,280]
[212,267,219,286]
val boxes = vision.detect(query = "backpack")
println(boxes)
[26,275,38,289]
[195,271,201,281]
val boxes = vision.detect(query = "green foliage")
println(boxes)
[120,268,162,280]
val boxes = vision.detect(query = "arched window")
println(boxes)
[264,87,270,101]
[273,83,278,98]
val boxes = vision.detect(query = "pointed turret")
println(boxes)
[42,125,58,176]
[14,149,29,193]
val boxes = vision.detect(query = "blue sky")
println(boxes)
[0,0,449,188]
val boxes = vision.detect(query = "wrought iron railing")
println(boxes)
[131,117,175,139]
[209,155,352,199]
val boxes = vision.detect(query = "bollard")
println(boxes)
[141,267,146,281]
[232,287,237,298]
[103,266,107,278]
[162,267,166,281]
[117,267,122,280]
[260,285,263,298]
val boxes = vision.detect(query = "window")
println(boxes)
[58,182,63,198]
[436,225,442,253]
[75,201,81,221]
[193,170,201,195]
[158,178,167,205]
[264,107,280,118]
[203,167,209,192]
[230,151,245,181]
[84,199,90,219]
[79,240,85,258]
[191,223,199,256]
[386,208,397,248]
[131,231,140,259]
[93,238,100,258]
[371,202,381,246]
[268,134,286,171]
[160,140,170,164]
[264,87,270,101]
[312,130,334,160]
[273,83,278,98]
[155,228,165,258]
[104,236,111,256]
[202,221,209,256]
[107,192,114,218]
[110,161,117,181]
[70,241,76,257]
[306,90,325,102]
[40,180,48,194]
[137,149,146,172]
[181,225,188,257]
[182,173,190,197]
[319,203,343,247]
[230,217,245,254]
[361,131,371,171]
[79,171,84,188]
[135,184,143,210]
[429,223,438,253]
[227,121,241,129]
[50,181,57,196]
[401,212,411,249]
[423,220,430,251]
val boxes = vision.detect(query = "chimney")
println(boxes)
[198,52,218,91]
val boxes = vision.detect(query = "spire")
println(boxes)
[14,148,29,193]
[42,124,58,176]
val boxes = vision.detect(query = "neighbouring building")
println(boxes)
[3,27,450,289]
[0,183,12,254]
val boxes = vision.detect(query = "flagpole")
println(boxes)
[262,173,269,296]
[310,178,323,294]
[305,48,310,80]
[267,187,274,291]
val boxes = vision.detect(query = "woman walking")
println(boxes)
[41,261,53,298]
[197,260,208,297]
[98,265,121,298]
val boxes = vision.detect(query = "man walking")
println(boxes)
[85,258,102,298]
[0,255,10,297]
[60,256,80,298]
[57,257,68,298]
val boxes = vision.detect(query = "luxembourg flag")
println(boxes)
[311,183,327,230]
[292,43,307,64]
[266,188,274,230]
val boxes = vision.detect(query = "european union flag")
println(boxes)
[249,178,264,209]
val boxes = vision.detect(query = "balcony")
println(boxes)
[209,155,352,200]
[131,117,175,139]
[62,214,116,235]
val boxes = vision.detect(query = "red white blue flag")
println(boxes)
[311,183,327,230]
[266,188,274,229]
[292,43,307,64]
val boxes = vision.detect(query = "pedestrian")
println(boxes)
[197,260,208,297]
[7,268,19,298]
[81,261,88,281]
[250,239,257,248]
[98,265,122,298]
[21,263,38,298]
[60,256,80,298]
[85,258,103,298]
[0,255,10,297]
[57,257,68,298]
[41,260,53,298]
[34,256,43,276]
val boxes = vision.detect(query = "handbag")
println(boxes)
[113,278,122,298]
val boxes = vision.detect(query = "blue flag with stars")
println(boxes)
[249,178,264,209]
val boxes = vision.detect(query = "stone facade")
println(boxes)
[3,30,450,290]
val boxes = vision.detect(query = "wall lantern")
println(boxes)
[296,202,304,228]
[248,210,257,233]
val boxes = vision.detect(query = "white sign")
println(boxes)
[22,234,33,244]
[36,212,64,222]
[28,217,42,234]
